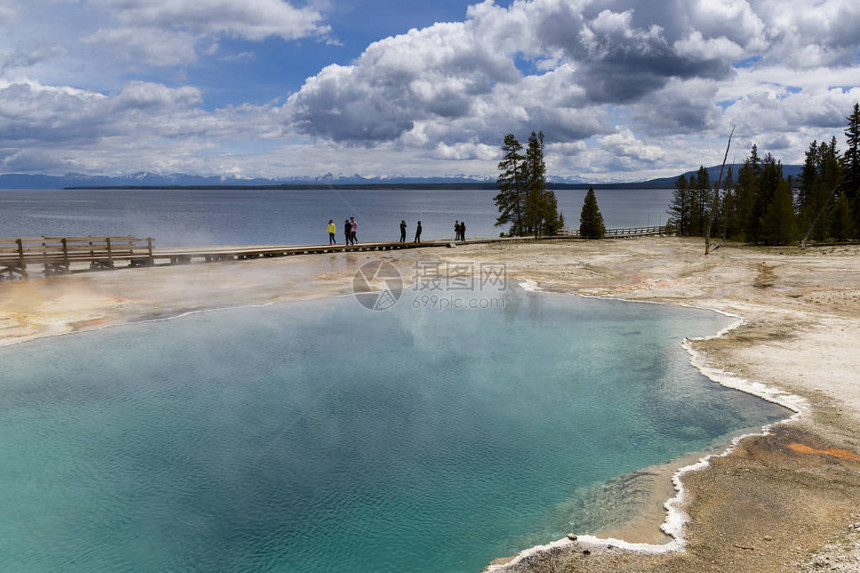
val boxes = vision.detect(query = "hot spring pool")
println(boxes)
[0,289,788,572]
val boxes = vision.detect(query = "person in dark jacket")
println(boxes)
[344,219,353,245]
[414,221,422,243]
[399,220,407,242]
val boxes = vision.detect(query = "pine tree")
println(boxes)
[667,174,692,235]
[762,177,797,245]
[820,137,846,239]
[749,143,762,178]
[797,140,820,235]
[738,144,769,244]
[494,134,526,236]
[844,103,860,232]
[523,187,544,237]
[521,131,562,236]
[692,165,712,236]
[523,131,546,236]
[579,187,606,239]
[734,148,758,242]
[830,192,854,241]
[797,140,819,210]
[750,154,786,244]
[539,187,563,236]
[721,166,736,239]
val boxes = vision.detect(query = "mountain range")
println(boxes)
[0,165,803,190]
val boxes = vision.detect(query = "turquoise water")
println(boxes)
[0,291,787,572]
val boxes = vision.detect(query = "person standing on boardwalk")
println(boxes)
[344,219,353,245]
[399,220,407,242]
[350,217,358,244]
[460,220,466,242]
[327,219,337,245]
[414,221,422,243]
[454,220,460,241]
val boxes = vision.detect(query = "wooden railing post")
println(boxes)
[16,238,27,279]
[42,237,49,275]
[61,238,69,272]
[147,237,154,266]
[106,237,113,267]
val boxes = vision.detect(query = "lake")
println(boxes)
[0,188,673,246]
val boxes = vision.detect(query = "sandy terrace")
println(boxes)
[1,236,859,572]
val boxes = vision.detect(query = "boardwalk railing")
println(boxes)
[605,225,666,237]
[0,236,154,279]
[557,225,666,238]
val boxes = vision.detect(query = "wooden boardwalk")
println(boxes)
[0,235,459,278]
[150,240,453,265]
[0,226,667,279]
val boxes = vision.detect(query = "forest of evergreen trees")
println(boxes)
[668,103,860,245]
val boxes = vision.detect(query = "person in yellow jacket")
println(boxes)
[327,219,337,244]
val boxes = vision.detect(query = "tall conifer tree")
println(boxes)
[494,134,526,236]
[692,165,711,236]
[843,103,860,231]
[523,131,548,236]
[579,187,606,239]
[762,177,797,245]
[831,192,854,241]
[667,174,691,235]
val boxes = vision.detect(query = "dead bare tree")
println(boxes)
[705,126,735,255]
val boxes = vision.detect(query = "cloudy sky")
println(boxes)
[1,0,859,182]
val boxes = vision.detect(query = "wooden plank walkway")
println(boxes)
[0,226,667,279]
[151,240,454,265]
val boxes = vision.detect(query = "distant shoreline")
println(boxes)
[62,182,675,191]
[2,162,802,191]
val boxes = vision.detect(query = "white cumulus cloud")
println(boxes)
[83,0,330,66]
